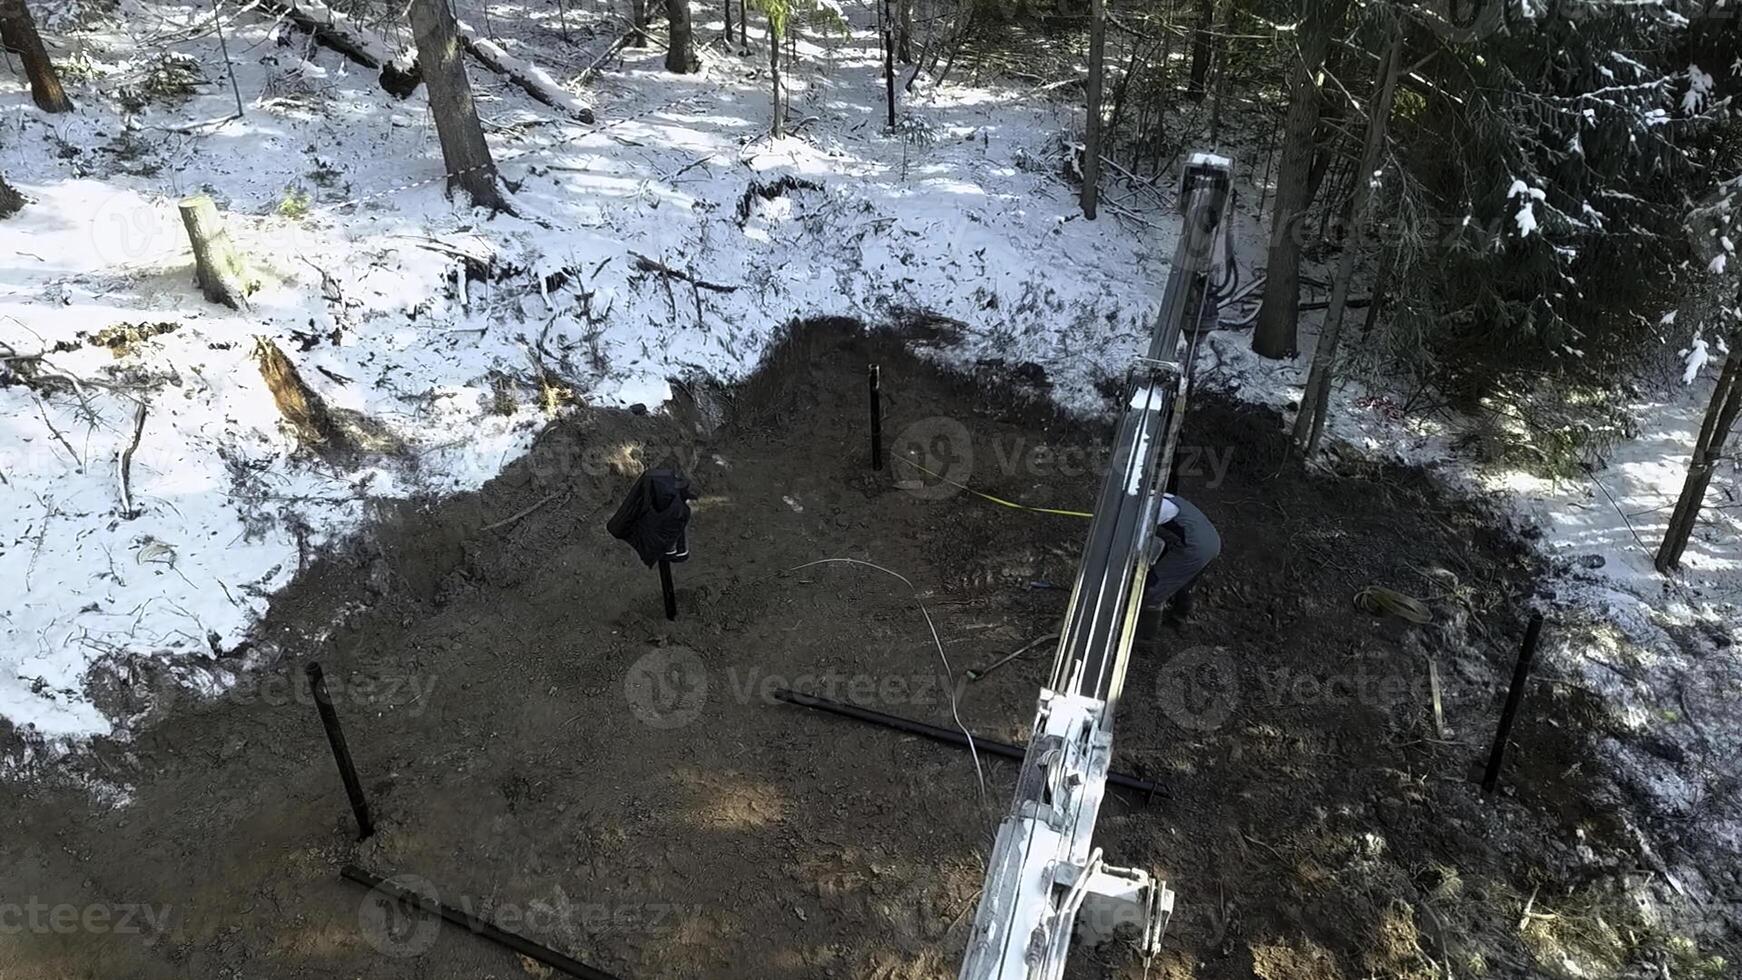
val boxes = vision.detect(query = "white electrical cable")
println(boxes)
[785,557,989,807]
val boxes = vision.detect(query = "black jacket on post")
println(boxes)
[606,468,697,566]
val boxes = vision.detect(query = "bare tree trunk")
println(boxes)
[0,0,71,113]
[1657,322,1742,572]
[629,0,648,46]
[768,11,783,136]
[664,0,692,71]
[723,0,733,45]
[179,195,251,310]
[1080,0,1105,219]
[407,0,505,210]
[1251,0,1345,360]
[1185,0,1213,101]
[897,0,912,63]
[1360,242,1395,339]
[882,0,897,128]
[1207,0,1233,141]
[1292,19,1402,455]
[1106,37,1146,152]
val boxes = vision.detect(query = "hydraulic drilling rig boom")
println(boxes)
[957,153,1232,980]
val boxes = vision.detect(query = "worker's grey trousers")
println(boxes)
[1143,496,1220,609]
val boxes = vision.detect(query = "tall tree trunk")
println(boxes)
[1106,38,1146,151]
[1080,0,1105,219]
[629,0,648,46]
[1207,0,1233,141]
[1292,19,1403,455]
[1657,320,1742,572]
[897,0,912,63]
[1185,0,1214,101]
[882,0,896,128]
[406,0,505,210]
[1251,0,1345,360]
[664,0,692,71]
[0,0,71,113]
[1360,242,1396,340]
[723,0,734,45]
[768,11,783,136]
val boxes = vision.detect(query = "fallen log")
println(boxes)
[262,0,422,98]
[628,251,739,292]
[456,22,595,123]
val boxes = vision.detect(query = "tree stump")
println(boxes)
[178,195,251,309]
[0,175,23,218]
[254,337,347,451]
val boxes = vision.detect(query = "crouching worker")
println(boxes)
[1142,494,1220,625]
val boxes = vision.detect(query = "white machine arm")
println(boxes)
[958,153,1232,980]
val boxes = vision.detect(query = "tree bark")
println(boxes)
[0,0,71,113]
[629,0,648,46]
[723,0,734,45]
[897,0,912,63]
[1251,0,1346,360]
[1657,321,1742,572]
[1292,19,1402,456]
[1080,0,1105,219]
[0,174,23,218]
[1360,242,1396,340]
[768,10,783,136]
[882,0,897,128]
[254,337,348,452]
[1185,0,1214,101]
[406,0,505,211]
[664,0,692,72]
[179,195,251,310]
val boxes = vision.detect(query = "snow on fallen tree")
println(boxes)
[454,21,596,124]
[262,0,422,98]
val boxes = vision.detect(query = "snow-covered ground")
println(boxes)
[1,0,1180,740]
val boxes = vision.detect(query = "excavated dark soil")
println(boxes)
[3,319,1674,979]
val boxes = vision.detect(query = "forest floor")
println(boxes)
[9,321,1728,980]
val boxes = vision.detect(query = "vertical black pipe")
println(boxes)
[306,662,374,840]
[1482,612,1545,795]
[868,364,883,470]
[658,560,677,620]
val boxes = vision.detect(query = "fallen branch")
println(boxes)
[456,21,596,123]
[574,31,634,85]
[119,401,147,518]
[31,389,80,467]
[480,491,561,532]
[629,251,740,292]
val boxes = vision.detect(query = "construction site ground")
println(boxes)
[4,320,1689,980]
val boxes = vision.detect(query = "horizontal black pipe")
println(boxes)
[771,689,1163,799]
[340,865,621,980]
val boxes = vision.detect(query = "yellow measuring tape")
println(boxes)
[893,456,1093,519]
